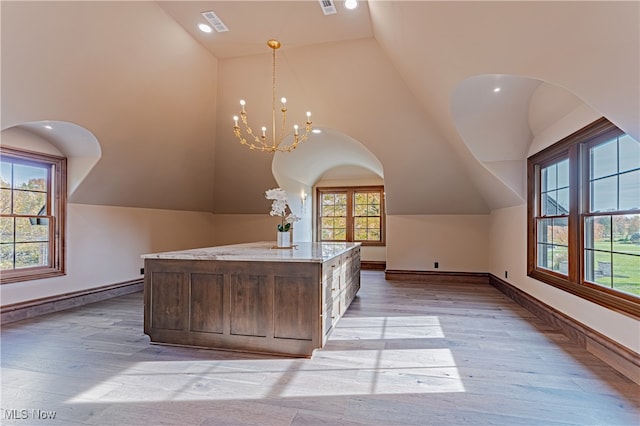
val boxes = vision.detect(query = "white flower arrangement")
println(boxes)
[265,188,300,232]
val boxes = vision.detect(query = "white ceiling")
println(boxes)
[157,1,374,59]
[2,1,638,214]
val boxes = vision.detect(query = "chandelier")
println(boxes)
[233,40,313,153]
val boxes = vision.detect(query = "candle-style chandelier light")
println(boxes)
[233,40,313,153]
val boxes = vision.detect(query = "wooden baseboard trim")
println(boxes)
[385,269,490,285]
[361,261,386,271]
[1,279,143,325]
[489,274,640,385]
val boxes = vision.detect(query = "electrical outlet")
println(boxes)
[140,268,144,275]
[434,262,439,269]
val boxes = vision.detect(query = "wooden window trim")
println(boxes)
[316,185,386,246]
[527,118,639,318]
[1,146,67,284]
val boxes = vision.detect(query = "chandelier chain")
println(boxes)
[232,40,313,153]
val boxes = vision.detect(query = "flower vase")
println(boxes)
[276,231,291,248]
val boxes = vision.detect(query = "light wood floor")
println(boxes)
[1,271,638,425]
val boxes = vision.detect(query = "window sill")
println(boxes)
[1,268,65,285]
[528,269,640,318]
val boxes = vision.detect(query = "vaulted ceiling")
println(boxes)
[2,1,638,215]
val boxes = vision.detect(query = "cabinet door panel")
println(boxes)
[190,273,224,333]
[230,274,268,337]
[274,276,314,340]
[150,272,185,331]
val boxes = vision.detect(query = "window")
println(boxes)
[317,186,385,246]
[1,146,66,283]
[536,158,570,274]
[528,118,639,317]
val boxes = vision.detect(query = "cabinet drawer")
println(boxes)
[322,257,341,281]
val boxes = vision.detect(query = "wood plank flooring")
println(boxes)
[1,271,638,425]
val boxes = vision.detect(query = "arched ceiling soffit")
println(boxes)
[15,121,102,197]
[271,127,383,187]
[452,74,587,200]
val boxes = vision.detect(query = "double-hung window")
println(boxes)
[528,118,639,317]
[317,186,385,246]
[0,147,66,283]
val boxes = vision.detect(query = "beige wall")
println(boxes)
[490,205,640,354]
[386,215,491,272]
[1,204,215,306]
[488,108,640,354]
[211,214,282,246]
[211,214,386,262]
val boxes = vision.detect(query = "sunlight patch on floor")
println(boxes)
[66,349,465,403]
[330,315,445,340]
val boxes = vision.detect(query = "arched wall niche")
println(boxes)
[271,127,384,243]
[451,74,598,202]
[2,121,102,198]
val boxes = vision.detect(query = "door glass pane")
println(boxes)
[591,139,617,179]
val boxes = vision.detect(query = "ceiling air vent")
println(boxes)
[318,0,337,15]
[201,11,229,32]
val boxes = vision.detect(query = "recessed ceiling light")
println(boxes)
[345,0,358,10]
[198,23,212,33]
[312,129,322,134]
[493,87,501,93]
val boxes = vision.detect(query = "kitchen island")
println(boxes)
[142,241,361,357]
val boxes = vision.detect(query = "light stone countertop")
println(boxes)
[141,241,361,263]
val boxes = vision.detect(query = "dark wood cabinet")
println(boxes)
[143,243,360,357]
